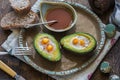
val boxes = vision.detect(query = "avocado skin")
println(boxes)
[60,32,97,54]
[34,33,61,62]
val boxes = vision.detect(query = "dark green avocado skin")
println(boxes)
[60,32,97,54]
[34,33,61,62]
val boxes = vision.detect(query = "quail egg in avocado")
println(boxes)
[60,32,97,54]
[34,33,61,61]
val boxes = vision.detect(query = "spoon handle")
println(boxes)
[25,20,57,28]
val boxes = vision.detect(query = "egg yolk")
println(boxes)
[79,40,85,46]
[46,44,53,52]
[73,38,79,45]
[41,38,49,44]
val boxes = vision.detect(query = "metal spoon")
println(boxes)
[24,20,57,28]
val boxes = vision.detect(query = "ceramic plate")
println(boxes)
[19,2,106,76]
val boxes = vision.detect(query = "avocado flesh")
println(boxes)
[60,32,97,54]
[34,33,61,61]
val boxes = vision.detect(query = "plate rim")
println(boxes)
[19,2,106,76]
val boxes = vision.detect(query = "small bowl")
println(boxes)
[39,1,77,32]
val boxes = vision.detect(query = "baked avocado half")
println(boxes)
[34,33,61,61]
[60,32,97,54]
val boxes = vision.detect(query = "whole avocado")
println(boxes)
[88,0,115,15]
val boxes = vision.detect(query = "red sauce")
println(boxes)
[46,8,72,30]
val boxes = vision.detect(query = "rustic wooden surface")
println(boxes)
[0,0,120,80]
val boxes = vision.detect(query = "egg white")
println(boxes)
[70,36,90,49]
[38,37,56,54]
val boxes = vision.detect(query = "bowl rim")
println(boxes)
[39,1,78,32]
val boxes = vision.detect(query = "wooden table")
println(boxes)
[0,0,120,80]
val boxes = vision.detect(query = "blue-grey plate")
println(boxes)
[19,2,105,76]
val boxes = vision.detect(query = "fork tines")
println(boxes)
[15,47,29,51]
[13,47,32,56]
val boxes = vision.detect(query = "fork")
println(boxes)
[0,47,33,56]
[12,47,33,56]
[14,46,35,58]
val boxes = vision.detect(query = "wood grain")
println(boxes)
[0,0,119,80]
